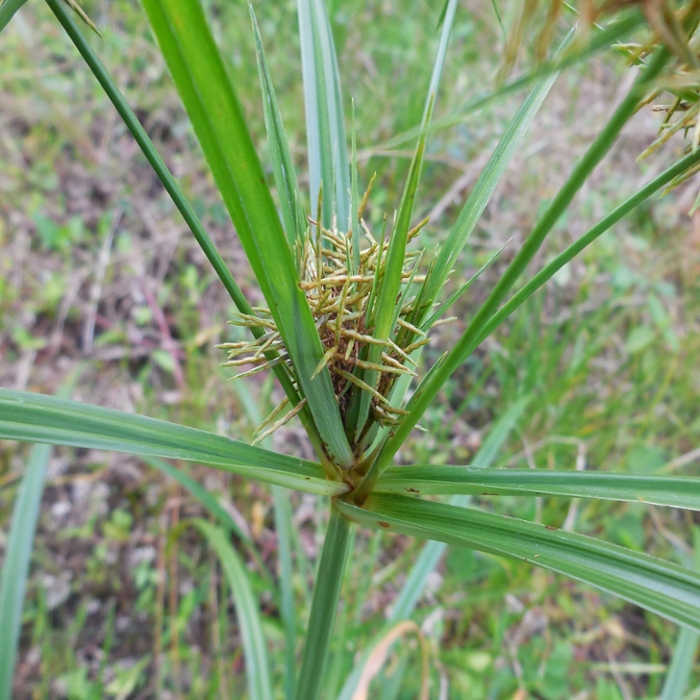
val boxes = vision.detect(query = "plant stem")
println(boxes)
[295,505,353,700]
[272,486,297,700]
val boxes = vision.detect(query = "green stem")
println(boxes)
[0,0,28,33]
[45,0,335,470]
[359,47,670,495]
[271,486,297,700]
[295,505,353,700]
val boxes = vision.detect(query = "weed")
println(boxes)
[2,0,700,698]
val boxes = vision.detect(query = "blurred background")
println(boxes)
[1,0,699,697]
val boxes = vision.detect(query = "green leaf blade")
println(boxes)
[251,6,304,247]
[380,0,459,323]
[350,0,458,443]
[376,467,700,510]
[375,48,670,474]
[0,443,51,700]
[0,389,341,495]
[298,0,350,230]
[337,493,700,632]
[141,0,353,466]
[191,520,273,700]
[0,0,28,33]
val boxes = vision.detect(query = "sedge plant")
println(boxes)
[2,0,700,697]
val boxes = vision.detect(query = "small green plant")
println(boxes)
[2,0,700,697]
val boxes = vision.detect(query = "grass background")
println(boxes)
[1,0,700,698]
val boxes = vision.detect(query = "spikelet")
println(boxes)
[218,184,447,445]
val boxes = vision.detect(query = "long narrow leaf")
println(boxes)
[384,0,458,291]
[191,520,273,700]
[336,493,700,633]
[140,0,353,467]
[468,145,700,353]
[379,10,645,150]
[43,0,334,458]
[388,396,529,622]
[337,399,527,700]
[298,0,350,230]
[0,443,51,700]
[419,31,568,311]
[251,6,304,248]
[0,389,343,495]
[660,529,700,700]
[376,467,700,510]
[374,48,669,474]
[351,0,459,442]
[0,0,27,32]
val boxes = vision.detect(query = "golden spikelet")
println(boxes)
[218,188,446,447]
